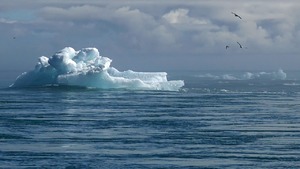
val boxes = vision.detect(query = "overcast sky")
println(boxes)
[1,0,300,72]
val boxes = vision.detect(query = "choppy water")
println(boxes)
[1,70,300,168]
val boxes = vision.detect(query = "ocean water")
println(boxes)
[1,70,300,169]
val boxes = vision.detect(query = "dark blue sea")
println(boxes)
[1,70,300,169]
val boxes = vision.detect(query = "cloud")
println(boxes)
[0,18,16,24]
[163,8,207,25]
[36,5,178,55]
[33,2,300,54]
[1,0,300,71]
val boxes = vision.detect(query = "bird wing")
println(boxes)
[237,42,242,48]
[232,12,242,19]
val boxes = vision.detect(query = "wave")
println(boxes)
[10,47,184,91]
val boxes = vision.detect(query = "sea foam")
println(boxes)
[10,47,184,91]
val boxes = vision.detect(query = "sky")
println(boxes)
[0,0,300,72]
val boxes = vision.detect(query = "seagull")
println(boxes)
[231,12,242,19]
[226,45,229,49]
[237,42,243,48]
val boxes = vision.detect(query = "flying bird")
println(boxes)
[237,42,243,48]
[226,45,229,49]
[231,12,242,19]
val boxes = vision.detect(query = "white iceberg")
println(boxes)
[10,47,184,91]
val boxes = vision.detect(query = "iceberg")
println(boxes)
[242,69,287,80]
[196,69,287,81]
[10,47,184,91]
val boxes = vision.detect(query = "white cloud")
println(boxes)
[162,8,208,27]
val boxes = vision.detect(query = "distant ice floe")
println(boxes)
[196,69,287,81]
[10,47,184,91]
